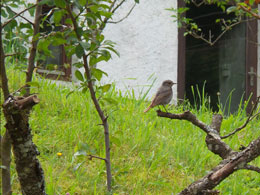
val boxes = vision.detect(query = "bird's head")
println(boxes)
[162,80,176,87]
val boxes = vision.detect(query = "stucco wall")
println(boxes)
[74,1,178,101]
[8,1,178,101]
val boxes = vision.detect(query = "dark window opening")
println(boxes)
[185,3,246,113]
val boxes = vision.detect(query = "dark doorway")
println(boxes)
[178,2,257,113]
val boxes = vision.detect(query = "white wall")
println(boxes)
[74,0,178,101]
[9,0,179,101]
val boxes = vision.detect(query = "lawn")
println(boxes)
[1,68,260,194]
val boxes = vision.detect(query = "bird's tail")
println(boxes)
[143,105,152,113]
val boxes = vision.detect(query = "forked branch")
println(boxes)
[221,96,260,139]
[2,4,36,28]
[157,108,260,194]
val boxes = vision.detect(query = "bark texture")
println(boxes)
[157,110,260,195]
[1,131,12,195]
[2,95,46,195]
[1,4,12,193]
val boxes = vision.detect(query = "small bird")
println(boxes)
[144,80,176,113]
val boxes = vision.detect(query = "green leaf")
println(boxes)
[76,27,84,37]
[91,68,108,81]
[215,19,221,23]
[52,37,67,46]
[37,39,51,55]
[99,50,111,61]
[6,6,15,17]
[110,136,121,146]
[53,10,65,25]
[249,0,254,5]
[9,3,18,8]
[66,90,75,98]
[90,56,108,66]
[103,97,118,105]
[74,150,87,157]
[54,0,66,8]
[92,68,102,81]
[39,0,53,5]
[82,87,88,93]
[100,84,111,93]
[78,0,87,6]
[79,41,91,50]
[1,9,7,18]
[104,46,120,57]
[75,44,84,58]
[89,5,99,13]
[20,22,33,30]
[134,0,139,3]
[27,3,35,16]
[65,18,73,25]
[100,11,112,18]
[75,70,84,82]
[73,162,83,171]
[73,62,84,68]
[26,81,40,88]
[89,56,97,66]
[226,6,237,14]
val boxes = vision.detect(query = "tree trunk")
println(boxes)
[2,95,46,195]
[0,2,12,193]
[1,132,12,195]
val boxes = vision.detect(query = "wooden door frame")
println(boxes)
[177,0,186,102]
[246,18,258,108]
[177,1,258,108]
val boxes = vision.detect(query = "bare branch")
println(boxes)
[111,0,125,14]
[157,110,217,134]
[98,0,118,32]
[210,114,223,133]
[4,52,26,58]
[108,3,136,24]
[187,18,242,46]
[239,4,260,20]
[179,136,260,194]
[75,7,87,20]
[157,111,236,158]
[204,114,236,159]
[191,0,205,7]
[88,155,106,161]
[221,97,260,139]
[242,164,260,173]
[2,4,36,28]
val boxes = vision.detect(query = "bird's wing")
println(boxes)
[150,88,172,107]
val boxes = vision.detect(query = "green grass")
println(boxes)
[1,68,260,194]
